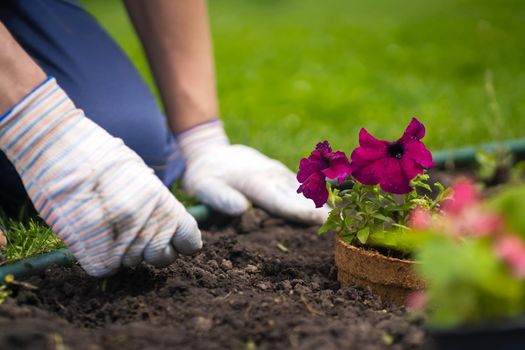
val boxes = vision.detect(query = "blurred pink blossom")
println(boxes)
[441,179,504,237]
[406,291,427,310]
[408,207,433,230]
[494,235,525,279]
[442,179,479,216]
[462,209,504,237]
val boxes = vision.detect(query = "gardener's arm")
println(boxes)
[0,24,46,113]
[124,0,217,132]
[125,1,329,225]
[0,23,202,277]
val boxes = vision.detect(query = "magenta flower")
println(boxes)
[297,141,351,207]
[349,118,435,194]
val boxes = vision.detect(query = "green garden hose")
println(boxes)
[433,138,525,168]
[0,204,213,281]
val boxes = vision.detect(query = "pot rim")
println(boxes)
[336,233,419,265]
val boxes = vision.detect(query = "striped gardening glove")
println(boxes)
[0,78,202,277]
[178,120,329,225]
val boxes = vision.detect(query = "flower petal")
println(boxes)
[351,142,388,164]
[400,156,425,182]
[403,140,435,169]
[322,151,351,183]
[409,208,432,230]
[358,128,388,148]
[349,129,389,182]
[297,172,329,208]
[494,235,525,279]
[378,158,412,194]
[350,158,384,185]
[297,156,325,183]
[442,179,480,215]
[399,118,425,143]
[316,140,333,158]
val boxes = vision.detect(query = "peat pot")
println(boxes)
[334,234,424,305]
[430,316,525,350]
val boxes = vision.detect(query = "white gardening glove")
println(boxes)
[0,78,202,277]
[177,120,329,225]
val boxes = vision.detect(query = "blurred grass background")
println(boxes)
[2,0,525,264]
[82,0,525,168]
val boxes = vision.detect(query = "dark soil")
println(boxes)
[0,209,426,350]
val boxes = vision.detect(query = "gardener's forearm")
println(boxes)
[0,23,46,115]
[124,0,219,133]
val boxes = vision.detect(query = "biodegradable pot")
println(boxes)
[429,316,525,350]
[334,234,424,305]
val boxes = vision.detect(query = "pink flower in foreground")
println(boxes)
[408,207,433,231]
[349,118,435,194]
[442,179,480,216]
[297,141,351,207]
[406,291,427,310]
[442,179,504,237]
[494,235,525,279]
[464,210,504,237]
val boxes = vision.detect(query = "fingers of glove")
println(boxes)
[171,205,203,255]
[232,168,329,225]
[275,191,331,225]
[188,178,250,216]
[143,193,185,266]
[39,171,125,277]
[145,245,178,267]
[98,165,161,268]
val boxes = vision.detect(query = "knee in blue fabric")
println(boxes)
[0,0,185,206]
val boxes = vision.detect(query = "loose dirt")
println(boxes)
[0,209,426,350]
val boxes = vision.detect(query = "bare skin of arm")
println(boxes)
[124,0,219,133]
[0,22,46,115]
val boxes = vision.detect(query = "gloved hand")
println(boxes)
[0,78,202,277]
[177,120,329,225]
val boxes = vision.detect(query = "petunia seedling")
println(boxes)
[297,118,447,250]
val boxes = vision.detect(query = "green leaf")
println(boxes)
[434,182,445,193]
[488,184,525,238]
[276,243,289,253]
[318,209,340,235]
[392,223,410,230]
[357,227,370,244]
[372,213,392,222]
[327,183,342,207]
[382,334,394,346]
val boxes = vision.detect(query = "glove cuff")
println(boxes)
[176,119,229,162]
[0,76,55,124]
[0,77,77,164]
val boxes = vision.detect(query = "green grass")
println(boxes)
[83,0,525,167]
[2,0,525,263]
[0,210,64,265]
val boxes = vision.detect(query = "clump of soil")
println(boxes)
[0,209,426,350]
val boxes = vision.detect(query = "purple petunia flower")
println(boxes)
[297,141,351,207]
[349,118,435,194]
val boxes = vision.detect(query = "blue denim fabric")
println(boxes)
[0,0,184,208]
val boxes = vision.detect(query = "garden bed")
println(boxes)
[0,208,425,350]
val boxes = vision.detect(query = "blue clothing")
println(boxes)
[0,0,185,209]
